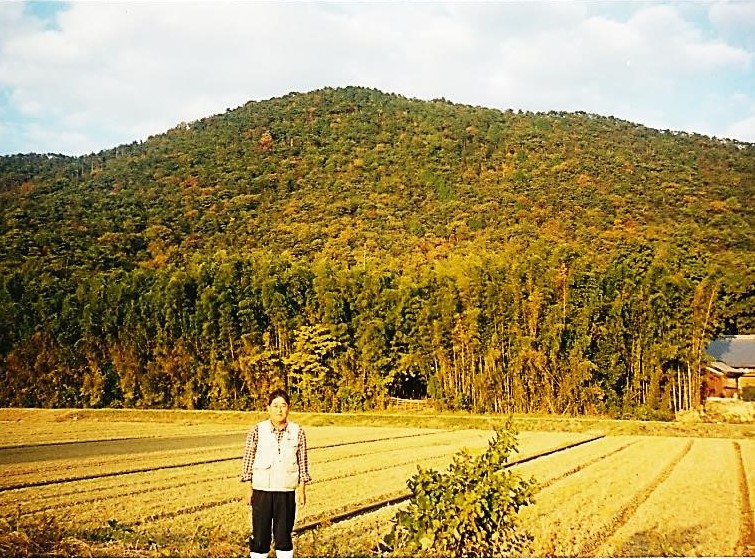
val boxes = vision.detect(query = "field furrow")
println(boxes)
[303,426,449,448]
[509,431,599,461]
[2,461,237,510]
[290,436,639,557]
[137,500,250,548]
[0,446,241,490]
[579,439,693,557]
[30,450,454,530]
[511,435,638,488]
[735,440,755,556]
[0,420,249,448]
[310,428,491,464]
[6,430,496,529]
[594,438,738,556]
[0,426,454,489]
[17,472,236,518]
[3,430,487,516]
[1,415,437,449]
[293,501,401,557]
[1,428,576,504]
[4,412,752,559]
[518,436,691,556]
[8,430,597,529]
[123,455,469,542]
[134,429,584,539]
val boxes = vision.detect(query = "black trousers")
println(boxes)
[250,490,296,553]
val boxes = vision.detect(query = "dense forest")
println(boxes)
[0,86,753,417]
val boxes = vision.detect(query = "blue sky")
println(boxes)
[1,1,754,156]
[22,1,67,25]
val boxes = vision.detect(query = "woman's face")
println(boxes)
[268,396,289,424]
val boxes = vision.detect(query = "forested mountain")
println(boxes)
[0,86,753,415]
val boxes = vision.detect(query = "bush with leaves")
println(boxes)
[383,426,536,557]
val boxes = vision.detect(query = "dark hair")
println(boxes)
[268,389,290,406]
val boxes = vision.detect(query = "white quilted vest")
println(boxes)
[251,421,300,491]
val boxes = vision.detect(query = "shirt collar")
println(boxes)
[269,420,288,433]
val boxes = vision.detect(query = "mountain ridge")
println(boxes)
[1,86,752,273]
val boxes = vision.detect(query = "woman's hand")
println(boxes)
[297,484,306,507]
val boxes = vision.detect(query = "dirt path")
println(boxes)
[0,432,247,464]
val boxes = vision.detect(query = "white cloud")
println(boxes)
[725,114,755,142]
[1,3,277,152]
[0,1,752,155]
[481,3,752,132]
[0,2,43,41]
[709,0,755,40]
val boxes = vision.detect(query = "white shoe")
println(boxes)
[275,550,294,558]
[250,553,268,559]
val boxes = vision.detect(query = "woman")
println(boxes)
[240,389,311,559]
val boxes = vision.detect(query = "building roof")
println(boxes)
[705,366,726,376]
[706,335,755,368]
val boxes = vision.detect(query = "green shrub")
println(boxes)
[382,426,536,557]
[741,386,755,402]
[632,404,676,422]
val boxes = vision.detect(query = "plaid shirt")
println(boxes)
[240,420,311,485]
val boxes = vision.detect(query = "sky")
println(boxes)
[1,0,754,156]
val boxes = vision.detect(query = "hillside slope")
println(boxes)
[1,86,752,271]
[0,86,753,414]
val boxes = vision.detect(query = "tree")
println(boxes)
[285,324,343,410]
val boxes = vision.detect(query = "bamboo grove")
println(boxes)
[0,87,753,417]
[0,242,745,416]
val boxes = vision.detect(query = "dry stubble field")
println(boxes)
[1,408,754,557]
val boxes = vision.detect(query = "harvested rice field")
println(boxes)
[1,408,753,557]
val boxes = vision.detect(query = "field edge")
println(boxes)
[2,407,754,438]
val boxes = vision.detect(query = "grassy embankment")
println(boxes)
[2,406,754,441]
[0,408,755,446]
